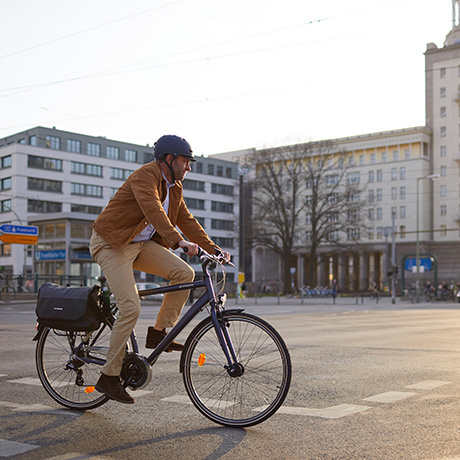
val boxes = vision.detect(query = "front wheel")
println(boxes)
[181,312,291,427]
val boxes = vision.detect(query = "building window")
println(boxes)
[45,135,60,150]
[376,170,383,182]
[440,106,446,117]
[71,204,103,214]
[399,225,406,238]
[28,177,61,193]
[211,219,234,230]
[440,185,447,197]
[143,152,154,163]
[1,177,11,190]
[125,149,137,162]
[376,189,383,201]
[207,164,214,175]
[393,150,399,161]
[391,187,397,200]
[226,167,232,178]
[67,139,81,153]
[368,208,374,220]
[195,162,203,174]
[440,146,446,157]
[440,67,446,78]
[185,197,205,210]
[440,224,447,236]
[441,204,447,216]
[107,146,119,160]
[400,167,406,180]
[346,172,360,184]
[370,153,376,164]
[211,201,233,213]
[381,151,388,162]
[391,168,397,180]
[71,161,103,177]
[404,148,410,160]
[0,244,11,256]
[1,199,11,212]
[111,167,133,180]
[359,155,365,165]
[440,87,446,98]
[399,186,406,199]
[400,206,406,219]
[87,143,101,157]
[347,228,360,240]
[71,183,103,197]
[211,183,234,195]
[28,155,62,171]
[368,170,374,183]
[441,126,446,137]
[211,236,234,248]
[376,208,383,220]
[183,179,205,192]
[347,191,360,202]
[1,155,11,169]
[216,165,223,177]
[440,165,447,177]
[368,189,374,202]
[29,135,37,146]
[28,199,62,213]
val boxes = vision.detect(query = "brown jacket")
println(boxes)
[93,161,219,253]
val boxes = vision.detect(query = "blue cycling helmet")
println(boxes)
[153,135,195,162]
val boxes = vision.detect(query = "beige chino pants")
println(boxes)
[89,231,194,376]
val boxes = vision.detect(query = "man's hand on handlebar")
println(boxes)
[179,240,199,257]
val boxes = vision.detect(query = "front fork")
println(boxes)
[209,298,245,374]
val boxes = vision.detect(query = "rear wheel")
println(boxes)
[35,319,134,410]
[182,312,291,427]
[0,286,16,302]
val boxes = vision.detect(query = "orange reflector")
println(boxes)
[85,386,95,394]
[198,353,206,367]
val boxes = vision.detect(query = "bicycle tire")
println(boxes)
[181,311,291,427]
[35,318,133,410]
[1,286,16,302]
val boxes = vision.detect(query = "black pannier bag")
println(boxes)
[36,283,105,332]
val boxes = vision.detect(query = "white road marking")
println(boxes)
[405,380,451,390]
[363,391,417,403]
[161,394,235,407]
[0,439,39,456]
[7,377,43,386]
[47,454,113,460]
[0,401,53,412]
[269,404,371,419]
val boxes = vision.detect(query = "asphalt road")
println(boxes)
[2,296,460,460]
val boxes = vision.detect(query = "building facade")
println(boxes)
[0,127,239,283]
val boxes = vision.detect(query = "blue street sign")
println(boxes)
[0,224,38,235]
[405,258,432,272]
[35,249,66,261]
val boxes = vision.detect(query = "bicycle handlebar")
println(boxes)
[182,246,234,267]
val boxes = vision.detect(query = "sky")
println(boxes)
[0,0,455,156]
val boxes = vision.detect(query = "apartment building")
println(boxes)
[0,127,239,282]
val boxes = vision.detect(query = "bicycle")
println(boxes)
[0,276,16,302]
[34,248,292,427]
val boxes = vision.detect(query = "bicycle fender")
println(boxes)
[179,309,245,373]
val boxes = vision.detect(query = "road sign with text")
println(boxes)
[0,224,39,244]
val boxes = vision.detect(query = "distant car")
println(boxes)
[136,283,164,301]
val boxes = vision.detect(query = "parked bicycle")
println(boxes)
[0,275,16,302]
[34,248,292,427]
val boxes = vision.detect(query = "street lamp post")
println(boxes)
[415,174,440,302]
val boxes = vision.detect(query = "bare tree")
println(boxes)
[249,141,367,292]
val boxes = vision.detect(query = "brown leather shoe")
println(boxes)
[145,327,184,352]
[95,374,134,404]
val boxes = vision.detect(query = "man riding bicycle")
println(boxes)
[89,135,231,404]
